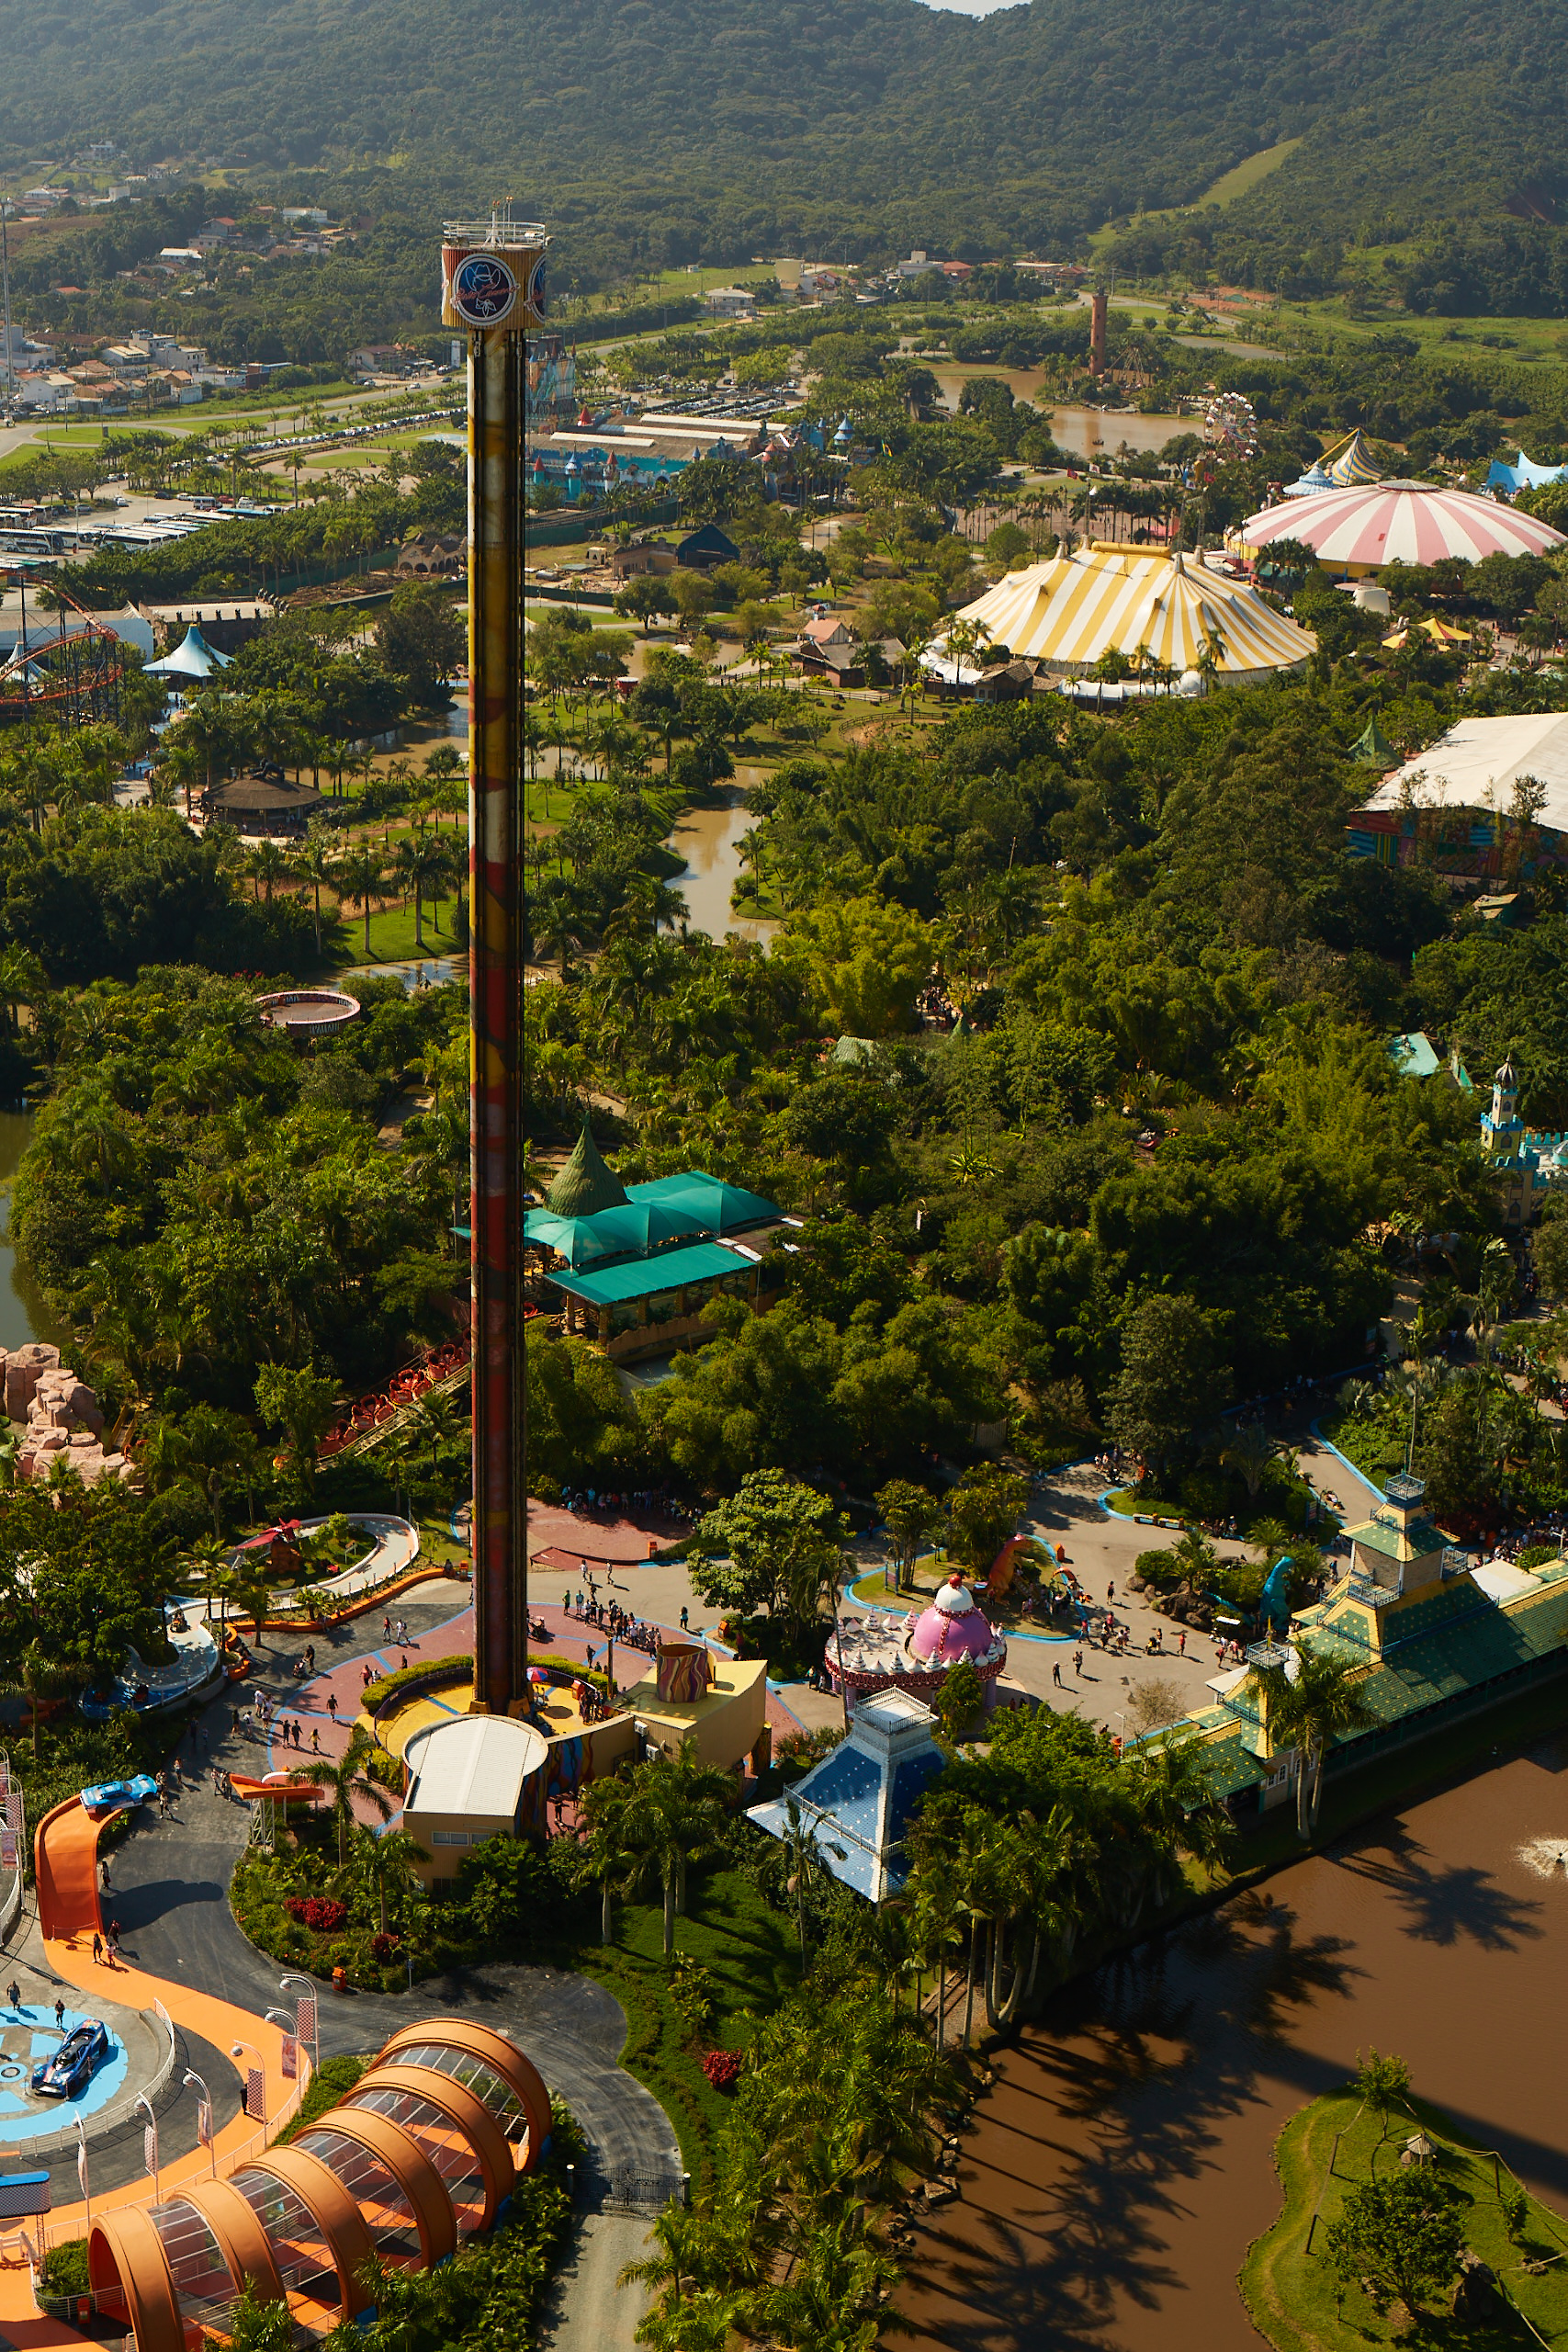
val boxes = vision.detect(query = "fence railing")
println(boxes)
[29,2062,309,2264]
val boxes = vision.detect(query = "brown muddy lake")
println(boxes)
[900,1736,1568,2351]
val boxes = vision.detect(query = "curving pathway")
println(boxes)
[0,1578,682,2349]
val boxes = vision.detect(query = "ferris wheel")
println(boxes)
[1204,390,1258,461]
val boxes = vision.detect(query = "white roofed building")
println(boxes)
[402,1715,548,1883]
[1348,710,1568,879]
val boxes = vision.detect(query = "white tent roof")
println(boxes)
[146,623,232,680]
[942,543,1315,681]
[1360,711,1568,838]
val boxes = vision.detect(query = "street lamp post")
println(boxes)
[230,2041,266,2128]
[73,2118,90,2241]
[134,2093,159,2205]
[182,2068,216,2179]
[279,1973,320,2081]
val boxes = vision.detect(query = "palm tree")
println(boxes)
[775,1792,845,1964]
[616,2203,711,2315]
[246,839,291,907]
[571,1781,643,1944]
[1221,1421,1274,1502]
[405,1389,459,1473]
[337,1824,429,1937]
[394,832,446,949]
[0,944,44,1039]
[1260,1643,1375,1839]
[292,1724,394,1868]
[337,846,388,954]
[295,826,339,957]
[623,1749,731,1955]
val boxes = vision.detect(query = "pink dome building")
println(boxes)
[828,1574,1009,1714]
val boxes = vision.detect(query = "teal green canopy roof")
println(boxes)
[625,1170,778,1233]
[524,1198,709,1270]
[546,1240,755,1306]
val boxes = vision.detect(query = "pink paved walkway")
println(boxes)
[526,1501,687,1565]
[256,1594,801,1831]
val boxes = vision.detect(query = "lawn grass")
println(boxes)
[578,1864,800,2188]
[330,899,465,967]
[1242,2086,1568,2351]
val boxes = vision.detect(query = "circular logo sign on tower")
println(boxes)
[450,251,519,328]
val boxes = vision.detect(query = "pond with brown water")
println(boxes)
[901,1736,1568,2351]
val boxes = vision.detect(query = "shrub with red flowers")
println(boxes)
[371,1931,402,1964]
[285,1896,348,1932]
[700,2048,742,2093]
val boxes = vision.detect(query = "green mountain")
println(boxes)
[0,0,1565,303]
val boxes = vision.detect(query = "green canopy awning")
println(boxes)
[545,1239,755,1306]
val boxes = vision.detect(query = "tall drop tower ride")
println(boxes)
[442,215,549,1714]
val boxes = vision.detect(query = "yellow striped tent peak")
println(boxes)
[945,543,1315,684]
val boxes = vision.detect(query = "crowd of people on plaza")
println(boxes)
[555,1481,694,1524]
[564,1584,660,1656]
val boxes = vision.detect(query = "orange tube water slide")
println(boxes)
[34,1799,105,1944]
[0,1799,306,2347]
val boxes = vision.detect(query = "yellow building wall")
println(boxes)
[626,1657,767,1770]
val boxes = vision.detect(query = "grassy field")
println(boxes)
[1089,139,1305,254]
[1242,2086,1568,2350]
[579,1864,799,2186]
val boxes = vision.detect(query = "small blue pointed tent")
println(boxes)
[147,624,232,682]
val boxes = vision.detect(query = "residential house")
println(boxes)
[15,373,74,413]
[795,613,860,679]
[704,288,755,319]
[975,658,1038,703]
[349,343,423,375]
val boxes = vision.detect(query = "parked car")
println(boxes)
[31,2018,110,2098]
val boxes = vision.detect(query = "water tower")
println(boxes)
[443,214,549,1713]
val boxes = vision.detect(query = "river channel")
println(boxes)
[922,378,1193,460]
[900,1738,1568,2351]
[0,1110,62,1353]
[663,782,779,945]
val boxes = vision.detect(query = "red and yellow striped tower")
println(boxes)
[442,217,550,1714]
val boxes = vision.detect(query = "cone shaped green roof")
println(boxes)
[1353,715,1401,769]
[547,1120,628,1218]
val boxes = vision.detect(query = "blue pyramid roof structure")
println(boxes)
[145,623,232,681]
[748,1688,945,1904]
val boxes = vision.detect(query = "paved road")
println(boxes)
[6,1581,681,2218]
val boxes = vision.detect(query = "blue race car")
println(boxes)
[31,2018,110,2098]
[78,1775,157,1816]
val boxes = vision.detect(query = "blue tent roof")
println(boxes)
[748,1690,945,1904]
[1487,450,1568,494]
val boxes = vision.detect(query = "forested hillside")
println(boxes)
[4,0,1568,303]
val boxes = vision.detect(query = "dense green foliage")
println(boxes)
[8,0,1568,311]
[12,967,460,1419]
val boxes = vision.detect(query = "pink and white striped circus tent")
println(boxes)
[1235,481,1567,574]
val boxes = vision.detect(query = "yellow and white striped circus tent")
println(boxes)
[941,542,1316,683]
